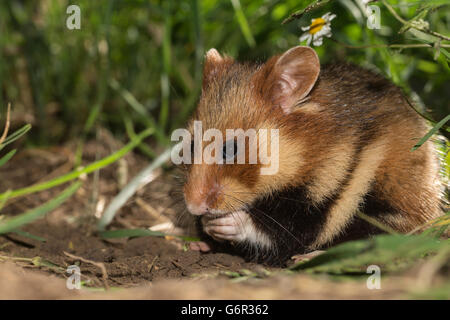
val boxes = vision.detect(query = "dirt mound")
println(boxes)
[0,137,265,291]
[0,138,446,299]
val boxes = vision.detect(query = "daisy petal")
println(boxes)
[313,37,323,46]
[299,33,310,42]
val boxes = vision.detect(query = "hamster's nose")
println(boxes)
[186,201,210,216]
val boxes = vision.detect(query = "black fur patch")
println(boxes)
[243,186,335,265]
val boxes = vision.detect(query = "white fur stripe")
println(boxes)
[311,138,387,248]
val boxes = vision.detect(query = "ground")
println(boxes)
[0,132,447,299]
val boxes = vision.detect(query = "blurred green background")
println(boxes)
[0,0,449,150]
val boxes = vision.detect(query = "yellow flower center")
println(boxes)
[309,18,326,35]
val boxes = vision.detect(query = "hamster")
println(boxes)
[179,46,444,265]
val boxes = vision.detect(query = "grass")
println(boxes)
[0,127,154,201]
[0,114,156,240]
[291,233,449,274]
[411,114,450,151]
[100,228,200,242]
[0,181,81,235]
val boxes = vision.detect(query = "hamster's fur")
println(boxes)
[180,46,445,264]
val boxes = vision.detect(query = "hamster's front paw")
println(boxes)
[202,210,251,243]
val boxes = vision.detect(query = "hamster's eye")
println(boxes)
[223,140,238,162]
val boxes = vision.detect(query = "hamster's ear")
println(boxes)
[202,48,233,90]
[263,46,320,114]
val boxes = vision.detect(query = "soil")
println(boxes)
[0,132,446,299]
[0,133,269,295]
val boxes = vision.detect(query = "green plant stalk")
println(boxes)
[0,181,81,234]
[123,115,156,159]
[0,190,11,212]
[356,210,397,234]
[380,0,450,41]
[331,38,450,49]
[0,124,31,151]
[282,0,333,25]
[109,79,168,144]
[0,149,16,167]
[100,228,165,238]
[159,0,172,131]
[74,1,114,167]
[411,114,450,151]
[12,230,46,242]
[191,0,203,87]
[230,0,256,48]
[0,128,153,201]
[171,0,204,130]
[100,228,200,242]
[172,0,204,130]
[290,234,446,274]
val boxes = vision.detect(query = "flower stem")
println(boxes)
[330,38,450,49]
[380,0,450,42]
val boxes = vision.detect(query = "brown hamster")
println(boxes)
[179,46,444,265]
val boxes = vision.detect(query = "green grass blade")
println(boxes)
[109,79,149,119]
[109,79,167,144]
[440,48,450,61]
[123,115,156,159]
[0,124,31,151]
[12,229,46,242]
[100,228,200,242]
[0,181,81,235]
[0,190,11,212]
[411,114,450,151]
[191,0,203,86]
[0,149,16,167]
[159,0,172,131]
[100,228,165,238]
[0,128,153,201]
[290,234,446,274]
[355,210,398,234]
[230,0,256,48]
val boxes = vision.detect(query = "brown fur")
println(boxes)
[182,47,444,260]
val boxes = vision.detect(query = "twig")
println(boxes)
[380,0,450,42]
[282,0,334,25]
[63,251,109,290]
[0,103,11,145]
[148,255,158,273]
[171,259,186,272]
[330,38,450,49]
[136,197,163,221]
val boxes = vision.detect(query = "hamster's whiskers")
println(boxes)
[222,193,302,246]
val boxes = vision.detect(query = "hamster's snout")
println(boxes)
[184,181,224,216]
[186,201,210,216]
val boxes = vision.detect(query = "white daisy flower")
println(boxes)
[299,12,336,47]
